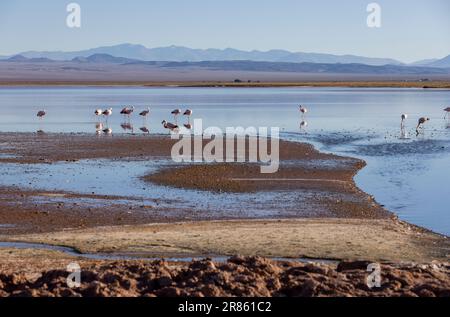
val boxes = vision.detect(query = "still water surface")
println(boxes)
[0,87,449,235]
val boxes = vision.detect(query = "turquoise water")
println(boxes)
[0,86,449,235]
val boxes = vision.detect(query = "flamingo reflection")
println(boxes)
[140,126,150,134]
[121,122,134,133]
[300,120,308,133]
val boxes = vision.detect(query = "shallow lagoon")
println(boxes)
[0,86,449,235]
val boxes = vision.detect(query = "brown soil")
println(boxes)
[144,162,364,193]
[0,187,190,235]
[0,133,344,164]
[0,256,449,297]
[0,133,174,164]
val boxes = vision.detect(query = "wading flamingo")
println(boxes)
[139,107,150,118]
[120,106,135,119]
[171,109,181,123]
[37,110,46,119]
[299,105,308,118]
[162,120,179,132]
[444,107,450,119]
[416,117,430,135]
[183,109,193,123]
[401,114,408,128]
[102,108,112,123]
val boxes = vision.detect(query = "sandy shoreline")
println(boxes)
[1,81,450,89]
[0,133,448,296]
[2,218,448,263]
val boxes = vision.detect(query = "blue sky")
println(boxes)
[0,0,449,62]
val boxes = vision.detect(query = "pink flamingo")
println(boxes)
[139,107,150,118]
[37,110,46,119]
[171,109,181,123]
[401,114,408,128]
[299,105,308,118]
[162,120,179,132]
[102,108,112,123]
[444,107,450,119]
[416,117,430,134]
[120,106,135,119]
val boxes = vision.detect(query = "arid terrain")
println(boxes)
[1,256,449,297]
[0,133,449,297]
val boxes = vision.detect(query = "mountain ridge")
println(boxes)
[2,54,448,75]
[3,44,449,68]
[12,43,406,66]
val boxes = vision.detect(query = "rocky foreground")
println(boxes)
[1,257,449,297]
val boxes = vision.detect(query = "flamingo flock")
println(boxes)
[162,108,193,132]
[37,106,195,135]
[35,103,448,137]
[297,104,449,136]
[99,106,141,134]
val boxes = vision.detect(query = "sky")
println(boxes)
[0,0,449,63]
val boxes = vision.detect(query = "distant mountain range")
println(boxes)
[158,60,449,74]
[4,43,448,68]
[427,55,450,68]
[1,53,448,76]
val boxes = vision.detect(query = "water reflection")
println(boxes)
[95,122,104,135]
[102,128,113,135]
[1,87,450,235]
[399,126,410,140]
[120,122,134,133]
[300,120,308,133]
[140,126,150,134]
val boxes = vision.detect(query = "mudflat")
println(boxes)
[0,133,448,297]
[0,133,389,234]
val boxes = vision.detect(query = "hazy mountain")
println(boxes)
[427,55,450,68]
[71,54,139,64]
[6,55,54,63]
[17,43,404,66]
[160,60,448,75]
[276,52,402,65]
[3,53,139,64]
[2,54,447,75]
[6,55,29,62]
[409,58,439,66]
[1,57,449,84]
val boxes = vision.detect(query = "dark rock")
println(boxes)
[337,261,372,272]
